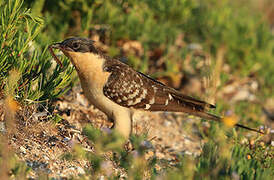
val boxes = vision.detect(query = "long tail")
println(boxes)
[190,111,264,134]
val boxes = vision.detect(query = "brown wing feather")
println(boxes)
[139,72,215,112]
[103,60,215,114]
[137,71,215,110]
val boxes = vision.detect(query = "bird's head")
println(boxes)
[51,37,98,54]
[50,37,103,69]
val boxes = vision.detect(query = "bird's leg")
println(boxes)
[112,111,134,152]
[112,109,132,139]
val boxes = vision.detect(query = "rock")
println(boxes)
[76,166,85,175]
[76,93,89,107]
[141,140,154,149]
[0,122,6,133]
[20,146,27,154]
[164,120,171,127]
[43,155,50,161]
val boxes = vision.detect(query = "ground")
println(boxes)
[0,73,273,179]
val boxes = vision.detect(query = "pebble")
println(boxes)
[43,155,50,161]
[232,90,250,101]
[63,137,70,142]
[141,140,153,149]
[184,138,191,145]
[20,146,27,154]
[183,151,193,156]
[187,43,202,51]
[33,111,48,119]
[0,122,6,133]
[76,93,89,107]
[250,81,258,91]
[77,167,85,175]
[164,120,171,127]
[99,175,105,180]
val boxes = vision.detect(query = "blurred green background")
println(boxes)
[0,0,273,179]
[1,0,273,101]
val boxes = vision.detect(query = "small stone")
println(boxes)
[77,167,85,175]
[184,151,193,155]
[0,122,6,133]
[33,111,48,119]
[76,93,89,107]
[141,140,153,149]
[164,120,171,127]
[184,138,191,145]
[99,175,105,180]
[43,155,49,161]
[26,161,33,167]
[250,81,258,91]
[187,43,202,51]
[63,137,70,142]
[232,90,255,101]
[20,146,27,154]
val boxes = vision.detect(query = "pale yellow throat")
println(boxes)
[64,51,111,89]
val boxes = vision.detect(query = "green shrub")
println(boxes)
[0,0,74,103]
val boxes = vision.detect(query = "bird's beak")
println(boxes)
[50,42,74,52]
[49,42,64,50]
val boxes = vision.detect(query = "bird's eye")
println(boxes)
[72,42,80,50]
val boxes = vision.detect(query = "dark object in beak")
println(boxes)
[48,43,64,68]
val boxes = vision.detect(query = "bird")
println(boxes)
[49,37,263,139]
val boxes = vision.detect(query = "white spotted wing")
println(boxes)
[103,60,215,112]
